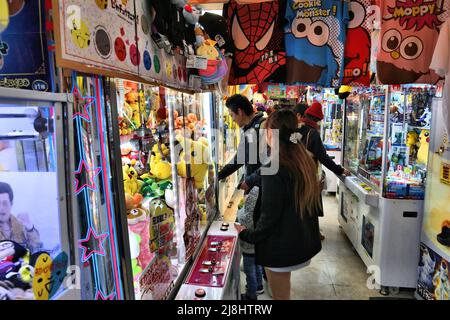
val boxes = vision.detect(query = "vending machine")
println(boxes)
[416,97,450,300]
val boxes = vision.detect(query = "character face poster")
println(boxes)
[0,0,50,91]
[343,0,373,86]
[284,0,349,87]
[225,0,287,85]
[377,0,450,84]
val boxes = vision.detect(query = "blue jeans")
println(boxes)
[243,254,263,300]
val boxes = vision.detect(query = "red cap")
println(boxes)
[305,102,324,120]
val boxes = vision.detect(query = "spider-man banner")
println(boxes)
[224,0,287,85]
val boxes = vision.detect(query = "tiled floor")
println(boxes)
[225,192,416,300]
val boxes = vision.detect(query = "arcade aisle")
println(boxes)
[227,195,416,300]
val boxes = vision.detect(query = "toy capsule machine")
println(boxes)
[0,88,79,300]
[338,85,436,294]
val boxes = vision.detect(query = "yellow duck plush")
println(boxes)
[150,144,172,180]
[417,130,430,165]
[176,136,210,189]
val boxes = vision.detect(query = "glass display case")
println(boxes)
[321,89,344,151]
[0,88,78,300]
[384,85,435,200]
[112,79,181,300]
[343,87,386,191]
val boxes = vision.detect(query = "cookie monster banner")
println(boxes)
[224,0,287,85]
[0,0,51,91]
[377,0,450,84]
[285,0,349,87]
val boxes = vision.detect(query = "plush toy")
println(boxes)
[150,144,172,180]
[406,131,419,158]
[128,232,143,276]
[183,4,203,47]
[176,136,210,189]
[127,208,153,270]
[417,130,430,165]
[125,91,141,129]
[123,165,144,196]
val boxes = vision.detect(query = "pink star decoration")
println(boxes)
[95,290,115,300]
[78,227,109,262]
[74,160,102,194]
[72,86,94,122]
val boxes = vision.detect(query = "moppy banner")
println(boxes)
[377,0,450,84]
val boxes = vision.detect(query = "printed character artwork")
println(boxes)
[343,0,372,86]
[60,1,140,77]
[284,0,349,87]
[417,244,450,300]
[377,0,450,84]
[0,0,50,91]
[224,0,287,85]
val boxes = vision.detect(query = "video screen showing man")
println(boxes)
[0,182,41,253]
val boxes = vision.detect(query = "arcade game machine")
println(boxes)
[416,94,450,300]
[106,79,182,300]
[171,89,240,300]
[0,88,79,300]
[338,85,436,294]
[321,88,344,193]
[216,96,240,217]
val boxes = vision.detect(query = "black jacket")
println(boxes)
[218,112,266,189]
[299,124,344,176]
[239,166,322,268]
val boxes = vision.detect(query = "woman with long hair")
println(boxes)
[235,109,323,300]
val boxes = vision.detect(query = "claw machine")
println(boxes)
[173,91,240,300]
[321,88,344,193]
[416,95,450,300]
[338,85,436,293]
[106,79,183,300]
[0,87,79,300]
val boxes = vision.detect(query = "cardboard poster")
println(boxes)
[55,0,189,88]
[0,0,50,91]
[57,0,138,76]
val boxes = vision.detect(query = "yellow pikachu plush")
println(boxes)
[176,136,210,189]
[150,144,172,180]
[417,130,430,165]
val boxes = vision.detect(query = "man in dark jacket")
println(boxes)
[299,102,350,177]
[299,102,350,240]
[218,94,266,192]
